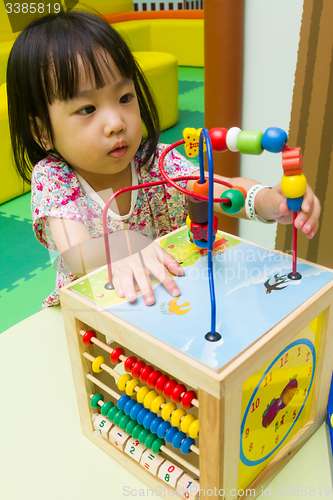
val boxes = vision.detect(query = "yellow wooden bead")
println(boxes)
[91,355,105,373]
[161,401,177,421]
[171,408,187,427]
[125,378,140,396]
[186,215,191,229]
[281,174,307,198]
[117,373,132,391]
[144,390,158,409]
[188,419,199,438]
[180,413,196,433]
[151,395,166,413]
[136,386,150,403]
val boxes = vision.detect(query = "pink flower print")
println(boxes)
[35,208,39,216]
[37,183,43,191]
[61,199,69,205]
[69,187,80,201]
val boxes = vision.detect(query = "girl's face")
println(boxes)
[44,53,143,189]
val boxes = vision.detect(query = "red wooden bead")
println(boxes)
[209,127,228,152]
[181,390,197,409]
[140,365,154,384]
[155,374,170,394]
[171,384,187,403]
[282,147,303,176]
[131,360,146,379]
[110,347,125,365]
[124,355,137,372]
[82,330,97,346]
[147,370,162,389]
[163,379,178,399]
[193,179,209,196]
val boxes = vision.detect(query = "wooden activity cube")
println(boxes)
[60,227,333,499]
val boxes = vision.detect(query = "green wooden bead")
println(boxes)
[101,401,114,416]
[126,419,137,436]
[119,414,132,431]
[107,405,119,422]
[138,428,151,445]
[132,424,144,440]
[220,189,245,214]
[90,393,104,408]
[114,410,125,426]
[151,437,165,454]
[237,130,263,155]
[145,432,157,449]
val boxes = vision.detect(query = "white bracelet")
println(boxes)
[245,185,276,223]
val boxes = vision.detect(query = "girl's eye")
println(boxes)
[77,105,96,115]
[120,93,134,104]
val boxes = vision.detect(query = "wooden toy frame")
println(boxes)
[60,231,333,500]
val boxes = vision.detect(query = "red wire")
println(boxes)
[292,211,297,275]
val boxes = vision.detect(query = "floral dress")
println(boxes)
[31,143,198,308]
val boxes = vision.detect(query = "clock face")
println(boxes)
[238,316,322,491]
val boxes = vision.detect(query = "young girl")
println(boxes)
[6,10,320,309]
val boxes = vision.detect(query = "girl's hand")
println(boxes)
[256,184,321,239]
[111,235,184,306]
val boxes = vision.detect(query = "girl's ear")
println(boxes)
[30,116,53,150]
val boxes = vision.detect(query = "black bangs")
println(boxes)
[6,10,160,185]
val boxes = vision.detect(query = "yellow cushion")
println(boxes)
[0,84,30,205]
[115,19,204,67]
[134,51,178,132]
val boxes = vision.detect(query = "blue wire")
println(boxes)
[198,134,206,184]
[199,128,216,336]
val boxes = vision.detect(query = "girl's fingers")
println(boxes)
[132,266,155,306]
[145,255,181,298]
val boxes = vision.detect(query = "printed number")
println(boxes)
[165,473,170,482]
[249,442,253,452]
[245,428,250,438]
[250,398,260,413]
[280,352,289,368]
[293,410,297,420]
[99,420,106,428]
[5,3,61,14]
[168,465,175,473]
[306,351,311,363]
[275,435,279,444]
[130,446,135,455]
[261,445,265,455]
[264,371,273,387]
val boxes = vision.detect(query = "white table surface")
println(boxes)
[1,306,332,500]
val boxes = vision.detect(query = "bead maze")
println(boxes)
[60,127,333,499]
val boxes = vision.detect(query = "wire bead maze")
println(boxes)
[102,126,306,343]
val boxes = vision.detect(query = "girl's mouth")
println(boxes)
[108,146,128,159]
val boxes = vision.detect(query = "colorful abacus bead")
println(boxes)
[92,355,105,373]
[140,365,154,383]
[163,379,178,399]
[189,419,199,438]
[171,384,187,403]
[144,390,158,409]
[110,347,125,365]
[124,355,137,372]
[220,188,245,214]
[82,330,97,345]
[171,408,186,427]
[172,431,187,449]
[180,390,197,410]
[287,196,303,211]
[151,395,166,413]
[181,437,195,454]
[90,393,103,408]
[162,402,177,420]
[118,373,132,391]
[157,420,171,438]
[131,360,146,379]
[126,378,140,396]
[147,370,162,389]
[101,401,114,416]
[237,130,263,155]
[143,411,157,430]
[261,127,288,153]
[150,417,164,434]
[193,179,209,196]
[117,394,131,411]
[155,374,170,394]
[180,413,196,433]
[137,386,150,403]
[209,127,228,152]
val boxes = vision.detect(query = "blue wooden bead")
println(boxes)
[165,426,179,444]
[150,416,164,434]
[157,420,171,438]
[261,127,288,153]
[143,411,157,430]
[124,398,136,415]
[287,196,303,211]
[172,431,186,449]
[130,402,144,421]
[180,437,195,454]
[117,394,131,411]
[137,407,150,425]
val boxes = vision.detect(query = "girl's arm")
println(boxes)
[187,170,321,239]
[48,217,184,305]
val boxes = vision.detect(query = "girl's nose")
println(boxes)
[104,112,126,136]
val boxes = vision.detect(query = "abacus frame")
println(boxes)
[60,231,333,500]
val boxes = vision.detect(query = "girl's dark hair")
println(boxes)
[6,10,160,184]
